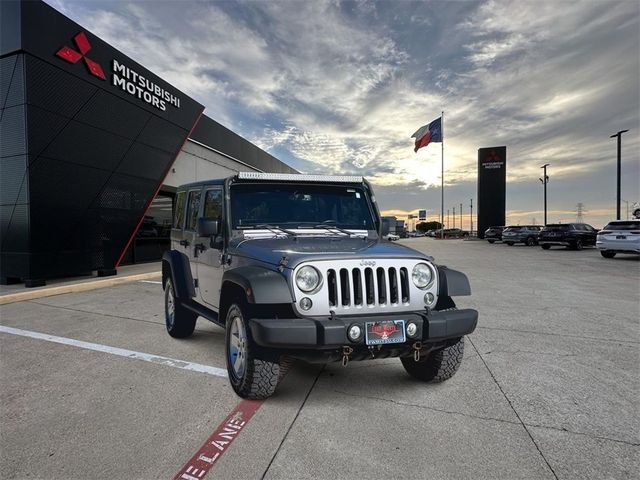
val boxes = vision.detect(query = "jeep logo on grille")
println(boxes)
[360,260,376,267]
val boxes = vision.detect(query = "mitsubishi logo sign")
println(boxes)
[56,32,106,80]
[55,31,181,111]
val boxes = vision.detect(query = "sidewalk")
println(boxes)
[0,262,162,305]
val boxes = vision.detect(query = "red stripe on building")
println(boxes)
[115,110,204,268]
[173,399,265,480]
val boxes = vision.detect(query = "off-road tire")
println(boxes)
[601,250,616,258]
[164,278,197,338]
[526,237,536,246]
[401,337,465,382]
[225,302,280,399]
[541,244,551,250]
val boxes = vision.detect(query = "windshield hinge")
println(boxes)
[278,256,289,272]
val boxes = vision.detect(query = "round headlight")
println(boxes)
[412,263,433,289]
[296,266,321,292]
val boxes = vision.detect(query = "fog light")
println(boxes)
[348,324,362,341]
[424,292,435,305]
[299,297,313,310]
[406,322,418,338]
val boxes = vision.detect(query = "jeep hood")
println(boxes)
[229,236,430,268]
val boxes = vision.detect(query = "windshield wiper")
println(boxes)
[252,224,297,237]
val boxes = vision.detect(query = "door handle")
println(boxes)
[179,239,190,247]
[194,243,207,257]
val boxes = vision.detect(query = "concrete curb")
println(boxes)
[0,271,162,306]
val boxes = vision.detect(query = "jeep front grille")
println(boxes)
[327,266,410,308]
[292,259,438,316]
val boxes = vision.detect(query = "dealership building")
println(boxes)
[0,0,296,287]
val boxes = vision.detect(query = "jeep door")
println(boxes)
[195,187,224,309]
[173,188,202,261]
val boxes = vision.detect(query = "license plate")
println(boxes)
[365,320,406,345]
[616,235,626,239]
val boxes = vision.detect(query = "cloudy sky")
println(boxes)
[48,0,639,228]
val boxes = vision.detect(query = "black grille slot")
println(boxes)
[388,267,398,304]
[328,269,337,307]
[364,268,375,305]
[399,267,410,303]
[376,267,387,304]
[340,268,350,306]
[352,269,363,306]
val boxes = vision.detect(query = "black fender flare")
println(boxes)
[162,250,195,300]
[438,266,471,297]
[222,266,293,304]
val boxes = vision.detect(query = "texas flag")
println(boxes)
[411,117,442,152]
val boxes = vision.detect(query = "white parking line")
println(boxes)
[0,325,228,378]
[139,280,163,285]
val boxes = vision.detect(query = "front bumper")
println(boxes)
[249,308,478,349]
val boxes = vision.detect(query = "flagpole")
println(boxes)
[441,110,444,239]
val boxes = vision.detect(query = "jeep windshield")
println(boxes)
[230,183,376,233]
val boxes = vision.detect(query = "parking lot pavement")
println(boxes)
[1,240,638,479]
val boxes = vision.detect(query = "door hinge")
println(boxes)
[194,279,199,289]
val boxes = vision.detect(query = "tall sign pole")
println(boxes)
[540,164,550,225]
[470,198,473,233]
[610,130,629,220]
[441,110,445,239]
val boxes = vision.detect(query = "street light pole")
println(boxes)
[540,164,550,225]
[610,130,629,220]
[453,207,456,228]
[470,199,473,234]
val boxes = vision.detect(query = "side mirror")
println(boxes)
[197,218,219,237]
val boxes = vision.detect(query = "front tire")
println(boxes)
[401,337,465,382]
[601,250,616,258]
[526,237,536,246]
[225,302,280,399]
[573,239,583,250]
[164,278,197,338]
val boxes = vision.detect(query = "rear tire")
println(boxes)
[526,237,535,246]
[541,244,551,250]
[164,278,197,338]
[573,239,583,250]
[600,250,616,258]
[401,337,465,382]
[225,302,281,399]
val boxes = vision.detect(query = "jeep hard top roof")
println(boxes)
[178,172,366,190]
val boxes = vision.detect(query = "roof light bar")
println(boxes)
[237,172,363,183]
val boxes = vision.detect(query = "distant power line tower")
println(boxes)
[575,203,587,223]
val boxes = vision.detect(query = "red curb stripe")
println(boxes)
[173,399,265,480]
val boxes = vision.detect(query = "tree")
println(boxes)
[416,221,442,232]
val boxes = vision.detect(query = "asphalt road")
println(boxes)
[1,239,638,479]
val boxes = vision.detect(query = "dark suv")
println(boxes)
[502,225,543,246]
[162,173,478,399]
[538,223,598,250]
[484,226,504,243]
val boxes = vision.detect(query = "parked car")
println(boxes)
[538,223,598,250]
[384,233,400,241]
[484,226,504,243]
[162,172,478,399]
[596,220,640,258]
[502,225,543,246]
[440,228,469,239]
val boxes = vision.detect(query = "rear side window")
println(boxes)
[173,191,186,229]
[186,190,202,231]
